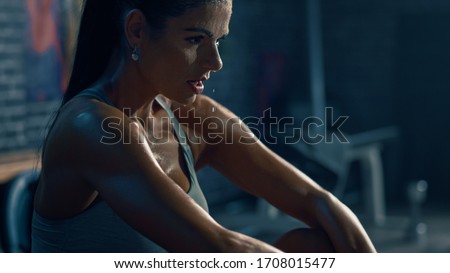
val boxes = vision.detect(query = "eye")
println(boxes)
[185,36,204,45]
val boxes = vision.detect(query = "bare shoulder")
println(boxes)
[196,95,256,139]
[194,94,235,118]
[44,97,146,170]
[169,94,235,119]
[52,97,125,139]
[175,95,244,137]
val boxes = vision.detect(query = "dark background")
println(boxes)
[199,0,450,211]
[0,0,449,216]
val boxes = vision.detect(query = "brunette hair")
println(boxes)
[64,0,228,105]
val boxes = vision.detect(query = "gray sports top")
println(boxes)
[31,90,209,253]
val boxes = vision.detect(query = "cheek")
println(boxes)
[168,47,197,72]
[143,44,198,86]
[183,48,197,65]
[165,48,198,79]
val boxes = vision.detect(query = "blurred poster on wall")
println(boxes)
[24,0,81,102]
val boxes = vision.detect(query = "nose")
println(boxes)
[201,44,223,72]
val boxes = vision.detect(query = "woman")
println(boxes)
[32,0,376,253]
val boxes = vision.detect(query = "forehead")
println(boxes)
[166,3,232,36]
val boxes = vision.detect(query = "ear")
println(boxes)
[124,9,147,48]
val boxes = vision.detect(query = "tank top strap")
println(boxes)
[154,96,208,212]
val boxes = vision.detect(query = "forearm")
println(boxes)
[313,192,377,253]
[216,229,282,253]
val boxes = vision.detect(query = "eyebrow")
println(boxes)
[183,27,228,39]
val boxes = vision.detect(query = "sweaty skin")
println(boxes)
[34,1,376,252]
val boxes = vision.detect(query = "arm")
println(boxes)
[64,100,280,253]
[195,96,376,253]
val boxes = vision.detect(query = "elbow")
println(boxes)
[301,189,335,227]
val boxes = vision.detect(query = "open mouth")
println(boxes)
[187,80,205,94]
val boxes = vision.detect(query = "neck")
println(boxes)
[97,55,159,116]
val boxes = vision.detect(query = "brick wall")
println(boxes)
[0,0,75,154]
[0,0,62,154]
[0,0,27,152]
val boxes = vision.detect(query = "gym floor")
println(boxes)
[364,205,450,253]
[211,201,450,253]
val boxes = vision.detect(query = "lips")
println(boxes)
[187,79,206,94]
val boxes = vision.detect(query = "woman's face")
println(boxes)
[140,2,232,104]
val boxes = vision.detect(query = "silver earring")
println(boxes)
[131,46,140,61]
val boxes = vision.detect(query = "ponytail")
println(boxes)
[63,0,122,105]
[63,0,229,106]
